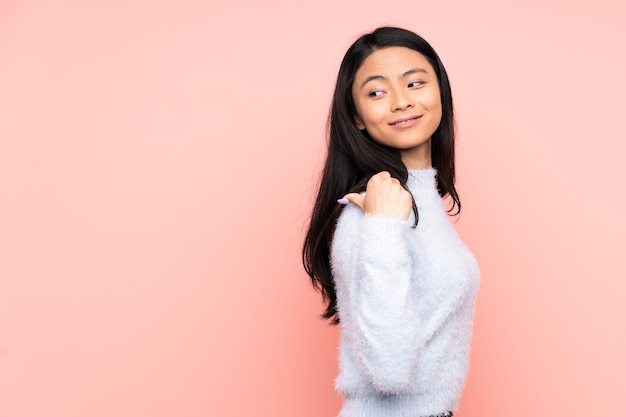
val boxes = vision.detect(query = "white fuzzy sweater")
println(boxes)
[330,168,480,417]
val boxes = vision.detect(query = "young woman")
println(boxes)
[302,27,480,417]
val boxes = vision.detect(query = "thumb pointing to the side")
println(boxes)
[338,193,366,212]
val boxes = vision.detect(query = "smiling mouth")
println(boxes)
[390,115,421,126]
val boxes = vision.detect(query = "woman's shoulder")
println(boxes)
[334,203,413,247]
[337,203,363,223]
[334,204,363,241]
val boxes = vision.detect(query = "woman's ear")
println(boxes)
[354,114,365,130]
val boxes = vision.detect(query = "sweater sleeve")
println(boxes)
[331,206,422,394]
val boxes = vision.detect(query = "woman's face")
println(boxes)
[351,46,442,169]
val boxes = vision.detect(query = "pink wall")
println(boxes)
[1,1,625,416]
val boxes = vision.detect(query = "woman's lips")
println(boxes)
[389,115,422,128]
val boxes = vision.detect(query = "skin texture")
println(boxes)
[344,47,443,218]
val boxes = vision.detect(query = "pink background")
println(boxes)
[1,1,625,416]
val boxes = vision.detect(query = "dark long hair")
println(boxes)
[302,27,460,324]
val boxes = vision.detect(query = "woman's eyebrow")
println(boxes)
[402,67,428,77]
[360,68,429,89]
[360,75,386,89]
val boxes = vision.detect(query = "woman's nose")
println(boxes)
[392,92,413,111]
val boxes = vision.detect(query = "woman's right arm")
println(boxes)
[331,172,422,394]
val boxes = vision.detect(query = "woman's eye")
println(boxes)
[368,90,385,97]
[408,81,424,88]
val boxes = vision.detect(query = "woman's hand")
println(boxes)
[341,171,412,220]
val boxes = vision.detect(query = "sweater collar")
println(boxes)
[406,168,438,194]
